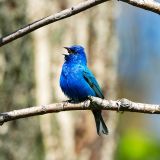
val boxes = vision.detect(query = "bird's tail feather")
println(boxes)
[92,110,108,135]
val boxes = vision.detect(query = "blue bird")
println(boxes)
[60,45,108,135]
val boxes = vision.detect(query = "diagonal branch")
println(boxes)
[0,0,108,47]
[0,0,160,47]
[0,96,160,126]
[121,0,160,14]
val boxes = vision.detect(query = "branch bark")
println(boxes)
[0,0,108,47]
[0,0,160,47]
[0,96,160,125]
[121,0,160,14]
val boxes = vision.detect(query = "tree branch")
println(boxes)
[0,0,160,47]
[0,96,160,125]
[121,0,160,14]
[0,0,108,47]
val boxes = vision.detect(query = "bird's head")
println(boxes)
[63,45,87,65]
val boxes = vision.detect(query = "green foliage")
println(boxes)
[116,130,160,160]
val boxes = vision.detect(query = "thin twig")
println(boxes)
[0,0,160,47]
[0,96,160,125]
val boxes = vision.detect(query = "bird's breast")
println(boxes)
[62,63,83,76]
[60,64,95,100]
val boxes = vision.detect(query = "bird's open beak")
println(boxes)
[64,47,72,54]
[62,52,69,56]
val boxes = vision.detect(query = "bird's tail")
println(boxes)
[92,110,108,135]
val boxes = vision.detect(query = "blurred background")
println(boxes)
[0,0,160,160]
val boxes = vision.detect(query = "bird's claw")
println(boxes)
[116,101,124,113]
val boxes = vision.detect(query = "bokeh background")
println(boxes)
[0,0,160,160]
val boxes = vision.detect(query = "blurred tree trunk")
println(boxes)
[0,1,42,160]
[73,2,119,160]
[90,4,118,160]
[27,1,61,160]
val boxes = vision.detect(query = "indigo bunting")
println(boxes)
[60,45,108,135]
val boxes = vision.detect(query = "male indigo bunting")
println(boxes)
[60,45,108,135]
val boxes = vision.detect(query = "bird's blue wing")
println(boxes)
[83,69,104,98]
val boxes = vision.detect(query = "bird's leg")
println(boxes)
[116,99,124,113]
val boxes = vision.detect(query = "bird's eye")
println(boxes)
[69,49,77,54]
[68,49,74,54]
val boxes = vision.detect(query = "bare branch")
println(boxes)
[0,96,160,125]
[1,0,160,47]
[0,0,108,47]
[121,0,160,14]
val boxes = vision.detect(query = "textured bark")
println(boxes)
[0,1,39,160]
[1,97,160,125]
[0,0,160,47]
